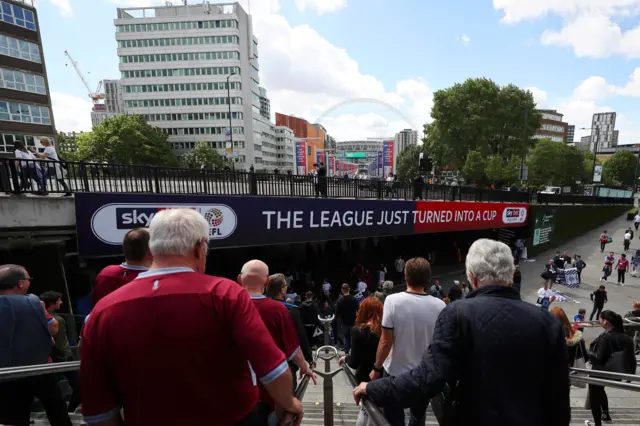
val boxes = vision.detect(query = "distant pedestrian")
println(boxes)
[574,255,586,283]
[635,213,640,231]
[574,308,587,332]
[590,285,607,321]
[599,231,609,252]
[601,252,615,282]
[616,253,630,286]
[429,280,445,299]
[624,230,632,251]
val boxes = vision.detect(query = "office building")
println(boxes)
[0,0,56,157]
[115,1,269,169]
[565,125,575,143]
[590,112,616,152]
[275,125,294,171]
[275,112,335,165]
[574,135,591,151]
[91,79,124,126]
[533,109,567,143]
[395,129,418,154]
[258,86,269,120]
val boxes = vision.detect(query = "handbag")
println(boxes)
[430,304,467,426]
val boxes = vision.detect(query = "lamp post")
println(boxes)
[226,72,236,169]
[520,102,528,182]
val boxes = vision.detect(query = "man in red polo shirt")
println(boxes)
[92,228,152,307]
[81,209,303,426]
[239,260,316,421]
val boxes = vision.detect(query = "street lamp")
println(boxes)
[226,72,236,169]
[520,102,528,182]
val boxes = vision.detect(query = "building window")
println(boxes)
[116,19,237,33]
[0,35,41,63]
[0,100,51,125]
[121,66,240,79]
[1,1,36,31]
[0,68,46,94]
[125,97,242,108]
[118,35,239,49]
[120,51,240,64]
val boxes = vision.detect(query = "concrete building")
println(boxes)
[590,112,617,152]
[574,135,591,151]
[0,0,57,157]
[91,79,124,126]
[565,125,575,143]
[533,109,567,143]
[258,86,269,120]
[395,129,418,155]
[275,112,335,165]
[275,125,294,171]
[115,1,268,169]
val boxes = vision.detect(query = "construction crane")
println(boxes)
[64,50,104,104]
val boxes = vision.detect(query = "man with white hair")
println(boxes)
[355,238,570,426]
[80,209,303,426]
[239,260,315,422]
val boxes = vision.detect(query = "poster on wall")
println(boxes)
[295,141,307,175]
[593,165,603,183]
[75,193,530,257]
[383,140,395,176]
[533,210,556,246]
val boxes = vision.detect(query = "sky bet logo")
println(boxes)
[116,208,159,229]
[502,207,527,224]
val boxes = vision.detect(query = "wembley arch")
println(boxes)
[313,98,418,130]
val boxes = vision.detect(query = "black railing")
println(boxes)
[0,158,634,205]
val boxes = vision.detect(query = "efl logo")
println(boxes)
[502,207,527,224]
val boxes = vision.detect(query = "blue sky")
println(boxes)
[37,0,640,142]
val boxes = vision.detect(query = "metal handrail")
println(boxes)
[0,361,80,382]
[570,375,640,391]
[571,318,640,328]
[570,367,640,382]
[342,364,392,426]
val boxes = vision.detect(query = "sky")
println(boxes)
[34,0,640,143]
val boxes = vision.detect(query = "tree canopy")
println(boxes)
[462,151,484,183]
[424,78,541,169]
[527,139,585,186]
[76,114,178,166]
[395,144,426,180]
[181,141,224,169]
[603,150,637,186]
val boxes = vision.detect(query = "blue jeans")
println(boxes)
[341,323,352,353]
[382,370,428,426]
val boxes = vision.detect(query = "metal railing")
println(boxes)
[0,158,634,205]
[0,361,80,382]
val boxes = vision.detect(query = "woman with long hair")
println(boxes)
[338,296,383,426]
[550,306,586,367]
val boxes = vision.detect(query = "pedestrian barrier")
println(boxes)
[0,158,633,205]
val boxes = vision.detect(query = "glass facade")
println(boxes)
[0,34,41,63]
[0,67,46,94]
[1,1,36,30]
[121,66,240,79]
[144,111,243,122]
[0,100,51,125]
[124,81,241,93]
[120,51,240,64]
[162,126,244,136]
[126,97,242,108]
[116,19,238,32]
[117,35,238,48]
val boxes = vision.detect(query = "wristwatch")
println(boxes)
[373,365,383,373]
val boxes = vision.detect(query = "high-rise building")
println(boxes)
[258,86,270,120]
[0,0,56,157]
[533,110,567,143]
[395,129,418,154]
[115,1,269,169]
[565,125,575,143]
[91,79,124,127]
[590,112,616,152]
[275,125,294,171]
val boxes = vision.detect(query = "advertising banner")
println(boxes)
[328,155,335,177]
[295,141,307,175]
[593,165,603,183]
[378,151,383,177]
[316,151,325,166]
[383,140,395,176]
[533,210,556,246]
[75,193,529,257]
[336,159,342,176]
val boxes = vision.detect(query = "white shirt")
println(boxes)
[635,215,640,223]
[43,146,59,161]
[322,282,331,294]
[14,149,38,168]
[536,288,555,307]
[357,281,368,294]
[394,258,405,273]
[381,291,445,376]
[386,176,394,182]
[625,232,632,240]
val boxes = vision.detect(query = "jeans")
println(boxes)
[382,370,428,426]
[0,374,72,426]
[45,166,71,193]
[588,384,609,425]
[618,269,626,284]
[341,323,353,354]
[600,242,606,251]
[590,304,604,321]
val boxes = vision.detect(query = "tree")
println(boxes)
[76,114,178,166]
[395,144,426,180]
[55,132,79,162]
[583,152,601,183]
[527,139,586,186]
[484,156,505,183]
[182,142,224,169]
[504,155,522,183]
[462,150,485,182]
[425,78,541,169]
[603,150,637,186]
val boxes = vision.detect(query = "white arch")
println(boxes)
[313,98,417,130]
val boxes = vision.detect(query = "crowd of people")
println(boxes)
[1,208,639,426]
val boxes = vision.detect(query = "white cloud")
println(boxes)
[572,76,619,100]
[494,0,640,58]
[295,0,347,14]
[51,92,93,132]
[525,87,548,107]
[47,0,72,16]
[458,34,471,47]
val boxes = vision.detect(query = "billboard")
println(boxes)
[383,140,395,177]
[345,152,366,158]
[75,193,530,257]
[316,151,325,165]
[593,165,603,183]
[295,141,307,175]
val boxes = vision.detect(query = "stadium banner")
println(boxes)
[328,155,335,177]
[316,151,325,166]
[295,141,307,175]
[377,151,383,177]
[383,140,395,176]
[75,193,529,257]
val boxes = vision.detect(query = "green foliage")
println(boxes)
[484,156,504,182]
[76,114,177,166]
[425,78,541,169]
[55,132,79,162]
[462,151,485,182]
[504,155,522,183]
[181,142,224,169]
[583,152,602,183]
[602,150,637,186]
[527,139,586,186]
[396,144,426,180]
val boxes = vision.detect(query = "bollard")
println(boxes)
[314,345,341,426]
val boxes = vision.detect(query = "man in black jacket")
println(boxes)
[353,238,570,426]
[336,283,359,354]
[300,291,321,348]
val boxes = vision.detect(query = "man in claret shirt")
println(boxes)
[80,209,303,426]
[239,260,317,423]
[92,227,152,307]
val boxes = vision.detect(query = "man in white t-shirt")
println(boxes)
[370,257,445,426]
[536,282,556,311]
[635,213,640,231]
[624,230,632,251]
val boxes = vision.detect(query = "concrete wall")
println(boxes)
[525,204,630,257]
[0,196,75,229]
